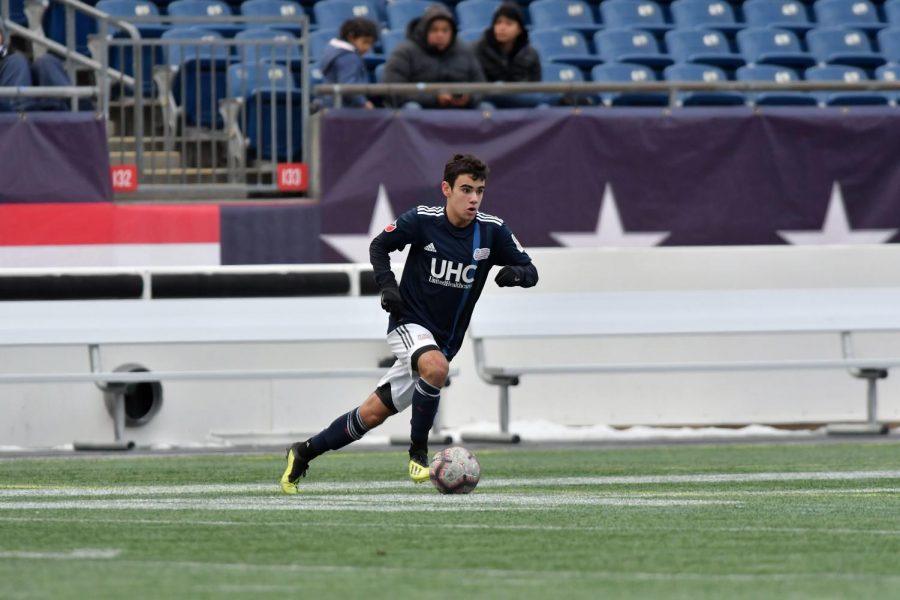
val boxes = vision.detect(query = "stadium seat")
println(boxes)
[814,0,883,34]
[742,0,813,33]
[161,26,232,128]
[455,0,501,32]
[735,64,817,105]
[664,63,747,105]
[805,64,889,105]
[876,28,900,65]
[599,0,670,36]
[590,63,669,106]
[736,28,816,68]
[386,0,432,31]
[529,0,602,35]
[233,27,303,64]
[457,28,485,44]
[665,29,745,69]
[540,62,590,105]
[887,0,900,28]
[377,29,407,56]
[95,0,165,95]
[167,0,243,37]
[670,0,743,35]
[313,0,380,30]
[95,0,167,37]
[530,29,602,68]
[309,28,339,64]
[875,63,900,103]
[240,0,305,35]
[594,29,672,69]
[226,61,303,161]
[806,27,885,68]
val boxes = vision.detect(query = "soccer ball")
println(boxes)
[429,446,481,494]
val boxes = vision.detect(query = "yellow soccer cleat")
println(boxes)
[280,442,309,495]
[408,452,430,484]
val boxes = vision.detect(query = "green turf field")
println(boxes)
[2,442,900,599]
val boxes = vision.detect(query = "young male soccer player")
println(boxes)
[280,154,538,494]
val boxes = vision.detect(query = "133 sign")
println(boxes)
[277,163,308,192]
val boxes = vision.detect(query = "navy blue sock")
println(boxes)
[409,378,441,454]
[308,408,369,456]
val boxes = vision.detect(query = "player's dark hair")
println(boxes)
[339,17,379,42]
[443,154,489,188]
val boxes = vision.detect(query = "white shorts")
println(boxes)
[376,323,441,413]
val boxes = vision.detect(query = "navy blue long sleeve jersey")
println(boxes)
[370,205,538,360]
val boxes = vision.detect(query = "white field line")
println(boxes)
[0,493,740,512]
[4,515,900,538]
[3,469,900,498]
[0,548,121,560]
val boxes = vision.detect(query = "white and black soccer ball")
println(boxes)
[429,446,481,494]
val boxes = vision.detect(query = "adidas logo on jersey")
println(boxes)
[424,243,437,253]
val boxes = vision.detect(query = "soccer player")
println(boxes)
[280,153,538,494]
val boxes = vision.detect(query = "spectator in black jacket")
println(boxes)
[474,3,542,107]
[383,4,486,109]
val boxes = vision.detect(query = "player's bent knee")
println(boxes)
[359,393,392,428]
[416,350,449,388]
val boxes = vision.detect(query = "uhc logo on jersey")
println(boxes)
[429,258,476,289]
[384,221,397,232]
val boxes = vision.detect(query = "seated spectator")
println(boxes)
[320,17,379,109]
[383,4,486,109]
[0,25,73,112]
[474,3,542,108]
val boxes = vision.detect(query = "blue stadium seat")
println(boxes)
[663,63,747,105]
[457,28,485,44]
[876,28,900,65]
[95,0,165,95]
[594,29,672,69]
[590,63,669,106]
[806,27,885,68]
[670,0,743,35]
[735,64,817,105]
[161,26,232,128]
[887,0,900,28]
[529,0,602,35]
[95,0,167,37]
[742,0,812,33]
[736,28,816,68]
[227,61,303,161]
[599,0,670,36]
[313,0,380,30]
[309,28,338,64]
[530,29,602,68]
[233,27,303,64]
[665,29,745,68]
[240,0,305,35]
[168,0,243,36]
[455,0,501,32]
[541,62,590,105]
[875,63,900,103]
[805,64,889,105]
[814,0,883,34]
[44,0,99,55]
[386,0,432,31]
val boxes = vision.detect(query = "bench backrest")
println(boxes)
[0,297,387,346]
[469,288,900,339]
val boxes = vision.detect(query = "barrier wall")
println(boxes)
[3,245,900,448]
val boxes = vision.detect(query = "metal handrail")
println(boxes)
[0,85,97,97]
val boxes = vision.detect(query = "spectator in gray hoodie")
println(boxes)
[383,4,486,109]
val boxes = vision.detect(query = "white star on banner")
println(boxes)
[777,182,898,245]
[321,184,409,264]
[550,183,670,247]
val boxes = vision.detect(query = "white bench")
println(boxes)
[0,297,393,449]
[468,288,900,442]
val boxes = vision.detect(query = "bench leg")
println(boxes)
[72,345,135,451]
[461,377,521,444]
[826,368,889,436]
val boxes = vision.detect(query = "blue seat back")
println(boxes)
[876,28,900,63]
[594,29,663,61]
[168,0,232,16]
[736,27,812,66]
[665,29,734,61]
[805,64,868,81]
[542,62,585,82]
[229,61,301,161]
[530,29,591,60]
[386,0,433,30]
[529,0,597,30]
[234,27,302,63]
[887,0,900,27]
[600,0,667,31]
[162,26,230,64]
[742,0,811,30]
[313,0,379,30]
[380,29,408,55]
[814,0,881,30]
[240,0,305,28]
[455,0,501,31]
[670,0,739,30]
[591,62,656,83]
[806,27,880,63]
[309,28,339,63]
[736,63,801,82]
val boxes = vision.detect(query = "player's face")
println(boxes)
[442,174,485,227]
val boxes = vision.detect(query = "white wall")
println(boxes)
[2,244,900,447]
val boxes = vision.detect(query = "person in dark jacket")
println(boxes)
[319,17,379,109]
[474,3,542,108]
[0,24,73,111]
[383,4,486,109]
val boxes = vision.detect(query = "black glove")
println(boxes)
[380,282,406,316]
[494,266,525,287]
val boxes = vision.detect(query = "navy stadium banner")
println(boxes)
[0,112,113,203]
[319,107,900,263]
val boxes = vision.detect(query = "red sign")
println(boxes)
[277,163,308,192]
[110,164,138,193]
